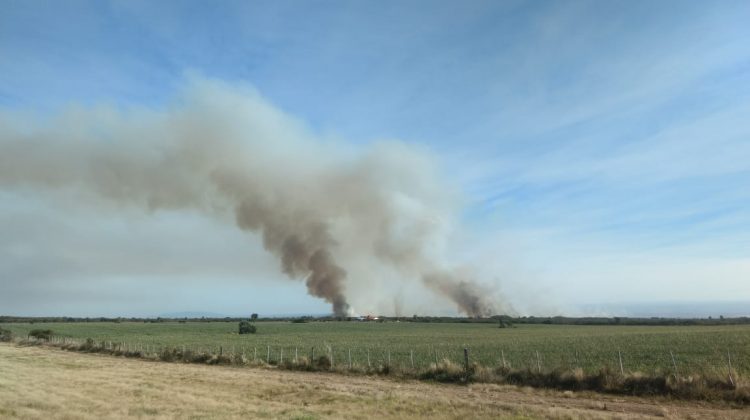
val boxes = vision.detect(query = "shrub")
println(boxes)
[28,329,53,341]
[0,328,13,342]
[313,355,332,369]
[207,354,233,365]
[158,347,183,362]
[622,371,668,395]
[79,338,97,351]
[188,352,213,363]
[238,321,257,334]
[419,359,466,382]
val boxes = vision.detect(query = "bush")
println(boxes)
[313,355,332,369]
[29,329,53,341]
[419,359,466,382]
[159,347,184,362]
[0,328,13,342]
[238,321,257,334]
[80,338,96,351]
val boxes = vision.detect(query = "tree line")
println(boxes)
[1,314,749,326]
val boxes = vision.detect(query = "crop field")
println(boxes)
[3,321,749,376]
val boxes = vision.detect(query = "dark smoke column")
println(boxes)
[307,249,349,316]
[234,199,351,317]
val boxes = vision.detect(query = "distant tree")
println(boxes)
[251,313,258,321]
[498,316,513,328]
[239,321,257,334]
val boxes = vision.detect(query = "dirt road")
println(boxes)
[0,344,746,419]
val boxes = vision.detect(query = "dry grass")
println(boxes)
[16,337,750,405]
[1,343,747,419]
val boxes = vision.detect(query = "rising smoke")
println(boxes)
[0,78,502,317]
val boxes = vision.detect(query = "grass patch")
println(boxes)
[4,320,749,405]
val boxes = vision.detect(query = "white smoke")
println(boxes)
[0,77,507,316]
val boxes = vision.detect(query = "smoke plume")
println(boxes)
[0,78,504,316]
[422,271,495,317]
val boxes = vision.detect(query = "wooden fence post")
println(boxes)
[535,351,542,373]
[463,348,470,377]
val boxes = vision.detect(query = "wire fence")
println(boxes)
[37,335,746,377]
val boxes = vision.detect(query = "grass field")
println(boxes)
[3,321,748,376]
[4,344,747,419]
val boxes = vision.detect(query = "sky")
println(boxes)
[1,0,749,317]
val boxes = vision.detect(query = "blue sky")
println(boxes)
[1,0,749,316]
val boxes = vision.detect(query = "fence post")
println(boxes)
[535,351,542,373]
[280,348,283,365]
[267,345,270,364]
[501,350,507,369]
[367,348,371,368]
[464,348,470,378]
[618,350,624,375]
[670,350,678,377]
[295,347,298,364]
[348,348,352,370]
[410,350,414,369]
[728,351,735,387]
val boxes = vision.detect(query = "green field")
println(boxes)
[3,321,748,375]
